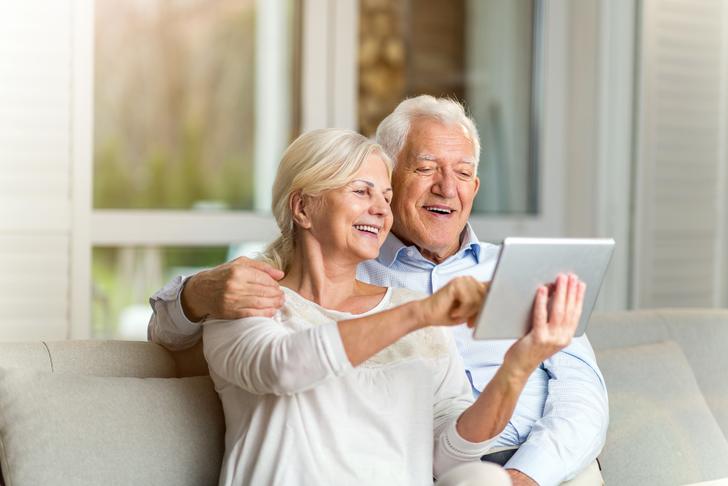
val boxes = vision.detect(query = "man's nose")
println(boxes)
[432,171,457,198]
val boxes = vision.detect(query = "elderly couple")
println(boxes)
[149,96,608,486]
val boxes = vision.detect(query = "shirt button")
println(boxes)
[407,249,415,257]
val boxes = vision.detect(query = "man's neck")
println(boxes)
[419,244,460,264]
[392,230,464,265]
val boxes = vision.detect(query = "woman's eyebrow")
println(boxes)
[351,179,374,187]
[351,179,392,193]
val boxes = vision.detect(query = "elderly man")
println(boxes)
[149,95,608,486]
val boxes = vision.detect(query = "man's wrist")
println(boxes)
[180,274,209,323]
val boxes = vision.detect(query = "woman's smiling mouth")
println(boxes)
[353,224,381,236]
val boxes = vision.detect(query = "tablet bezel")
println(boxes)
[472,237,615,340]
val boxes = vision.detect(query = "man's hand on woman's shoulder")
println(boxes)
[181,257,285,322]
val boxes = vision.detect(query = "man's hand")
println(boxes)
[181,257,285,321]
[507,468,538,486]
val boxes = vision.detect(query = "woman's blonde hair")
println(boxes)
[261,128,392,272]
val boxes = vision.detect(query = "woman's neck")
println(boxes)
[279,237,361,310]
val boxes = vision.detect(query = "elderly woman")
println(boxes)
[202,128,585,486]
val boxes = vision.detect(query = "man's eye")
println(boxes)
[459,172,473,179]
[416,167,435,174]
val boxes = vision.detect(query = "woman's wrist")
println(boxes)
[500,347,539,383]
[403,300,428,332]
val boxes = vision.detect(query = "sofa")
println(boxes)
[1,309,727,485]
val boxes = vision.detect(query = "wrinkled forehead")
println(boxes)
[405,120,476,163]
[415,152,476,166]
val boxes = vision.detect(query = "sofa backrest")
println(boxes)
[588,309,728,485]
[589,308,728,437]
[0,340,177,378]
[0,340,223,486]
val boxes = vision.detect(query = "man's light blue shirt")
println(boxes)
[357,224,609,486]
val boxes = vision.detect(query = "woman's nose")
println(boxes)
[369,195,391,216]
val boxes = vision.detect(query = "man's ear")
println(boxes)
[473,175,480,196]
[290,192,312,229]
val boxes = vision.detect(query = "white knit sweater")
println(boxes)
[202,286,496,486]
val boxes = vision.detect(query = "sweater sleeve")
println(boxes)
[147,275,204,351]
[202,314,353,396]
[432,329,498,479]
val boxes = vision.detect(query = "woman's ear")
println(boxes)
[290,192,312,229]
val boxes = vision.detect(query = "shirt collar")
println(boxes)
[459,223,483,263]
[377,223,484,267]
[377,232,411,267]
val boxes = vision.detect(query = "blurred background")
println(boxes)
[1,0,725,341]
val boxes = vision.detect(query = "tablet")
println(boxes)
[472,237,615,340]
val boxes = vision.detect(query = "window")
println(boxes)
[88,0,563,338]
[358,0,542,215]
[92,0,297,338]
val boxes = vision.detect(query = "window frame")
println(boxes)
[79,0,568,337]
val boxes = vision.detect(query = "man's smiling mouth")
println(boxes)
[423,205,454,215]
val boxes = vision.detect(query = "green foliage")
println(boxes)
[91,1,277,337]
[93,1,259,211]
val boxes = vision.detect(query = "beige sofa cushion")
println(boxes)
[596,341,728,486]
[0,367,224,486]
[590,309,728,437]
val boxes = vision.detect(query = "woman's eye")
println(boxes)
[353,189,367,195]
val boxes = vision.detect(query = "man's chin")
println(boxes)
[417,228,467,256]
[392,219,464,249]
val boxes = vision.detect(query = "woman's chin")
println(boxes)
[352,246,380,262]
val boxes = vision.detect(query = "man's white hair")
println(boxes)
[375,95,481,168]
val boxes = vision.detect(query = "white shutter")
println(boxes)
[634,0,728,307]
[0,1,90,340]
